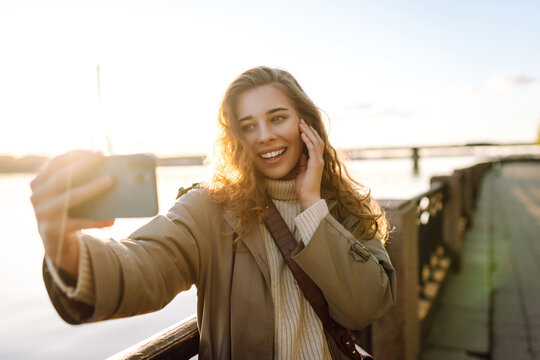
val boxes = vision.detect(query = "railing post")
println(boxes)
[412,147,420,176]
[457,168,474,228]
[431,174,463,270]
[372,200,420,360]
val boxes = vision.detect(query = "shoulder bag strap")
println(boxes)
[264,199,374,360]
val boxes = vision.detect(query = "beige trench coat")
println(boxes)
[43,188,396,359]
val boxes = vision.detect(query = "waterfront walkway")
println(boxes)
[419,161,540,359]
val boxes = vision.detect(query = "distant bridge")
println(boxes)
[1,143,537,174]
[157,142,539,176]
[340,142,538,175]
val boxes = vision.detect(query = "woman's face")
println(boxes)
[235,84,303,180]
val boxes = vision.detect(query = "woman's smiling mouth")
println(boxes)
[259,147,287,160]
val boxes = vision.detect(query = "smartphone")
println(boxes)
[69,154,159,219]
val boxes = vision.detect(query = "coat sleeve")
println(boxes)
[292,211,396,330]
[42,189,214,324]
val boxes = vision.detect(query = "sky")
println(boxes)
[0,0,539,157]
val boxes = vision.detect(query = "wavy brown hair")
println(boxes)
[205,66,389,244]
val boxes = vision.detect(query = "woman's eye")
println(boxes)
[272,115,285,122]
[241,124,255,132]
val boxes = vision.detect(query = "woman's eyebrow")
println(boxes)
[266,107,289,115]
[238,107,289,123]
[238,115,252,123]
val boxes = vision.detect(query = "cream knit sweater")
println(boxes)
[47,179,332,359]
[264,179,332,359]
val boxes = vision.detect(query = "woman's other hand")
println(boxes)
[30,150,115,278]
[296,119,325,210]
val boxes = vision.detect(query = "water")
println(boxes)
[0,152,531,359]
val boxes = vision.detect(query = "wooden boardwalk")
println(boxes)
[419,161,540,359]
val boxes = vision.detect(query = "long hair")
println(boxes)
[205,66,389,244]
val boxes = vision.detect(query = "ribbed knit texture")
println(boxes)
[265,179,332,359]
[45,233,95,306]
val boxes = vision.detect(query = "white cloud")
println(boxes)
[487,73,539,90]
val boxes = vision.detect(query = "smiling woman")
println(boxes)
[32,66,395,360]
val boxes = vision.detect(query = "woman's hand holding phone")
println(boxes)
[296,119,325,210]
[30,150,116,278]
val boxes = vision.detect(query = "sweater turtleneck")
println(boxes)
[266,178,298,201]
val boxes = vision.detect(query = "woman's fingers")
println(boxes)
[299,120,324,155]
[34,175,115,219]
[31,152,106,206]
[30,150,90,190]
[299,120,324,169]
[44,151,105,194]
[30,150,117,273]
[301,132,315,152]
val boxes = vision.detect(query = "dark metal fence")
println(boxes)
[414,181,448,300]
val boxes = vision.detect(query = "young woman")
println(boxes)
[31,66,395,359]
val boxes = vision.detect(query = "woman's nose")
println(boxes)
[257,123,276,143]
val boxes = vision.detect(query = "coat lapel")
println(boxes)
[224,212,275,359]
[223,212,271,288]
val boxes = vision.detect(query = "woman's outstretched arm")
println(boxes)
[41,188,211,324]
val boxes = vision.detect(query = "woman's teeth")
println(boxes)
[260,148,286,159]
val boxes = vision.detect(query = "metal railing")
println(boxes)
[414,181,448,299]
[109,315,198,360]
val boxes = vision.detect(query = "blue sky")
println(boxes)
[1,0,539,156]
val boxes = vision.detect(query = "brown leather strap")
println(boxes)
[264,199,374,360]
